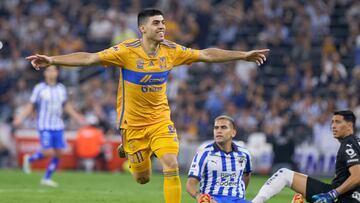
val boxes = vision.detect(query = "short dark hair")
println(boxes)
[214,115,237,130]
[137,8,163,26]
[334,110,356,127]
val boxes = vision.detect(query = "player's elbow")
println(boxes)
[199,49,214,63]
[83,53,100,66]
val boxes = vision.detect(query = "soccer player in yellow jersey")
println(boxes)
[26,9,269,203]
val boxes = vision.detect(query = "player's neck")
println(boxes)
[140,37,159,57]
[46,79,57,86]
[216,142,232,153]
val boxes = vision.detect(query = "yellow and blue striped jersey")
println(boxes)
[97,39,200,128]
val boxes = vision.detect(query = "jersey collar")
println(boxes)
[212,142,239,153]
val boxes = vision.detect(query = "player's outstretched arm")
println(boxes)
[13,103,34,127]
[64,102,86,126]
[26,52,101,70]
[198,48,269,65]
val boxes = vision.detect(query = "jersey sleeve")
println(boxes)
[30,84,41,104]
[343,139,360,168]
[188,150,209,181]
[97,44,127,67]
[172,43,200,66]
[244,152,252,173]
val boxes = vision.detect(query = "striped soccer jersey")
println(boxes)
[188,142,252,199]
[30,82,67,130]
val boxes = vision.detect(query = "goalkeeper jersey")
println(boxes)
[97,38,200,128]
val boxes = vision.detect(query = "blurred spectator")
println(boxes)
[76,117,106,172]
[0,121,14,168]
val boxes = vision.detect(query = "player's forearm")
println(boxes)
[15,103,34,122]
[243,173,251,189]
[50,52,100,67]
[186,179,200,199]
[199,48,247,63]
[335,174,360,194]
[64,103,84,123]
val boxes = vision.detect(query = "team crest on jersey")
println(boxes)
[237,156,246,168]
[136,58,144,69]
[160,57,167,69]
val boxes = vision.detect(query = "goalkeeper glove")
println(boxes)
[312,189,339,203]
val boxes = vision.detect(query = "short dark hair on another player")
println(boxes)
[138,8,163,26]
[215,115,237,130]
[334,110,356,127]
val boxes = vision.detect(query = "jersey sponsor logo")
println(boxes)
[216,172,238,187]
[160,57,167,69]
[346,144,357,159]
[351,191,360,202]
[140,74,166,83]
[220,172,236,179]
[141,86,162,92]
[347,158,359,163]
[216,181,238,187]
[136,58,144,69]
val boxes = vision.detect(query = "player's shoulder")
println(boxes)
[197,141,216,155]
[341,135,359,145]
[34,82,46,90]
[160,39,177,49]
[57,83,67,90]
[121,38,141,48]
[233,142,251,155]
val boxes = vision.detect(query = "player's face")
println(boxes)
[331,115,353,138]
[44,65,59,82]
[140,15,166,42]
[213,119,236,145]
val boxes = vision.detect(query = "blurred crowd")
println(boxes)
[1,0,360,168]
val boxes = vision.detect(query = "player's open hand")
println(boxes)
[244,49,269,66]
[25,54,53,70]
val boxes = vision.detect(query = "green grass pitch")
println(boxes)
[0,169,298,203]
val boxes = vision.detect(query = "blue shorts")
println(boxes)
[212,195,252,203]
[39,130,66,149]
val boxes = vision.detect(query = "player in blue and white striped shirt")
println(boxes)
[13,65,84,187]
[187,115,252,203]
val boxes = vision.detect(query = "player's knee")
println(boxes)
[160,154,178,169]
[42,149,55,157]
[276,168,293,175]
[275,168,294,185]
[135,176,150,184]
